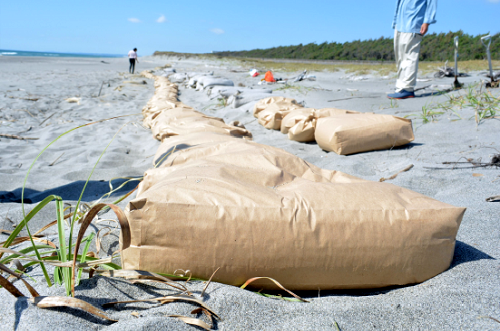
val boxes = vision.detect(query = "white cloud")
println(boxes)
[157,15,166,23]
[210,28,225,35]
[128,18,141,23]
[487,0,499,2]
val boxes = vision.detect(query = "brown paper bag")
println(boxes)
[315,114,414,155]
[253,96,301,118]
[123,136,463,290]
[152,116,251,141]
[280,108,316,134]
[287,115,316,142]
[281,108,359,142]
[257,102,302,130]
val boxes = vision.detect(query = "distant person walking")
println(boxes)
[388,0,437,99]
[128,48,139,74]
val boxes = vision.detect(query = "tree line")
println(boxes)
[216,31,499,62]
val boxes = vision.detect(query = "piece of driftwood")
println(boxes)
[379,164,414,182]
[442,154,500,169]
[486,195,500,202]
[0,134,38,140]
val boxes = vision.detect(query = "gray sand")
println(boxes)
[0,55,499,330]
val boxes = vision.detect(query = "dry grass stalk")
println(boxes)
[103,294,220,320]
[240,277,308,302]
[168,315,212,330]
[30,296,117,322]
[201,267,220,297]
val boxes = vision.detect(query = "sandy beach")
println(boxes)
[1,55,499,330]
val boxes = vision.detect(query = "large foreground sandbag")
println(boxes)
[123,136,464,290]
[315,114,415,155]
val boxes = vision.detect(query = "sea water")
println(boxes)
[0,49,122,58]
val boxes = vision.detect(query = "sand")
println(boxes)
[0,55,499,330]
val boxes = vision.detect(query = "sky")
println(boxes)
[0,0,499,56]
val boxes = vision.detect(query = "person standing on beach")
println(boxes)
[387,0,437,99]
[128,48,139,74]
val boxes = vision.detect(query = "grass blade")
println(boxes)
[0,263,40,297]
[55,197,72,295]
[30,296,117,322]
[103,295,220,319]
[240,277,308,302]
[67,122,131,256]
[0,273,25,297]
[76,232,95,286]
[71,203,129,296]
[201,267,220,297]
[167,315,212,330]
[1,195,64,286]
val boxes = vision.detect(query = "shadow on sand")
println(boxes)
[0,178,141,204]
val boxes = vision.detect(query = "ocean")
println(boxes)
[0,49,123,58]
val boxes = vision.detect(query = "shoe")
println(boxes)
[387,90,415,99]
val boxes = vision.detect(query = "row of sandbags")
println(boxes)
[140,70,251,141]
[253,97,415,155]
[121,71,465,290]
[167,69,279,108]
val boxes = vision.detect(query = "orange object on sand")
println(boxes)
[264,71,276,82]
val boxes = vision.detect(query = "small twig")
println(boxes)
[328,96,379,102]
[488,316,500,324]
[98,81,105,97]
[380,164,414,182]
[18,126,33,134]
[39,112,56,126]
[49,152,65,166]
[0,134,38,140]
[243,118,257,126]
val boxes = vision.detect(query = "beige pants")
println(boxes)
[394,30,423,92]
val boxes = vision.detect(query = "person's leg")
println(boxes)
[131,59,135,74]
[129,59,133,73]
[394,29,402,74]
[395,32,422,93]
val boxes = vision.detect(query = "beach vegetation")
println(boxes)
[409,83,499,124]
[213,31,500,63]
[275,84,316,95]
[0,115,306,326]
[419,104,444,123]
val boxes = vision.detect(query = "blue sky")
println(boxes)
[0,0,499,55]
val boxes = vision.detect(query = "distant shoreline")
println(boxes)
[0,49,123,58]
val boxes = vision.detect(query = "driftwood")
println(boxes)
[485,195,500,202]
[442,154,500,169]
[434,61,468,79]
[0,134,38,140]
[379,164,414,182]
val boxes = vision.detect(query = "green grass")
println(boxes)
[408,83,500,124]
[1,115,142,296]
